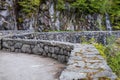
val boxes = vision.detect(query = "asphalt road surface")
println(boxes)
[0,51,65,80]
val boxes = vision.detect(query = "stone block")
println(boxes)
[57,55,65,62]
[10,47,15,52]
[54,47,59,54]
[49,46,54,53]
[48,53,52,57]
[7,41,14,46]
[44,46,49,53]
[39,43,44,47]
[2,42,10,49]
[60,71,87,80]
[59,49,64,55]
[21,44,31,53]
[32,45,43,54]
[15,49,21,53]
[42,52,47,56]
[93,71,117,80]
[14,43,23,49]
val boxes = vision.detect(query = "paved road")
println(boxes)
[0,51,65,80]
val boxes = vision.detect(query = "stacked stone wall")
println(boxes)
[35,31,120,44]
[9,31,120,44]
[1,38,73,63]
[0,30,33,36]
[0,31,119,80]
[1,38,117,79]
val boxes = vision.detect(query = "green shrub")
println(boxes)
[113,26,120,30]
[18,0,40,14]
[107,52,120,77]
[93,43,106,58]
[56,0,65,10]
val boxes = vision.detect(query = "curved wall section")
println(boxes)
[1,38,117,80]
[0,31,118,80]
[1,38,73,63]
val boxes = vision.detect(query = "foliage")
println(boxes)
[56,0,112,14]
[81,36,88,44]
[113,26,120,30]
[18,18,23,23]
[18,0,41,14]
[105,36,120,77]
[106,35,116,45]
[56,0,65,10]
[71,0,88,14]
[56,0,120,30]
[94,43,106,58]
[107,51,120,77]
[109,0,120,30]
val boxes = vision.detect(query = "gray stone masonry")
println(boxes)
[8,31,120,44]
[60,44,117,80]
[0,31,119,80]
[0,30,33,49]
[1,38,117,80]
[1,39,74,63]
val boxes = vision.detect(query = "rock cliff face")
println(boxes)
[0,0,17,30]
[0,0,111,31]
[37,0,103,31]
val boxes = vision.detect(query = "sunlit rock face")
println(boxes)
[0,0,16,30]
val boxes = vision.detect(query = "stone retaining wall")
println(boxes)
[0,30,34,50]
[0,30,33,37]
[0,31,119,80]
[60,44,117,80]
[1,38,117,80]
[10,31,120,44]
[0,40,1,49]
[35,31,120,44]
[1,38,73,63]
